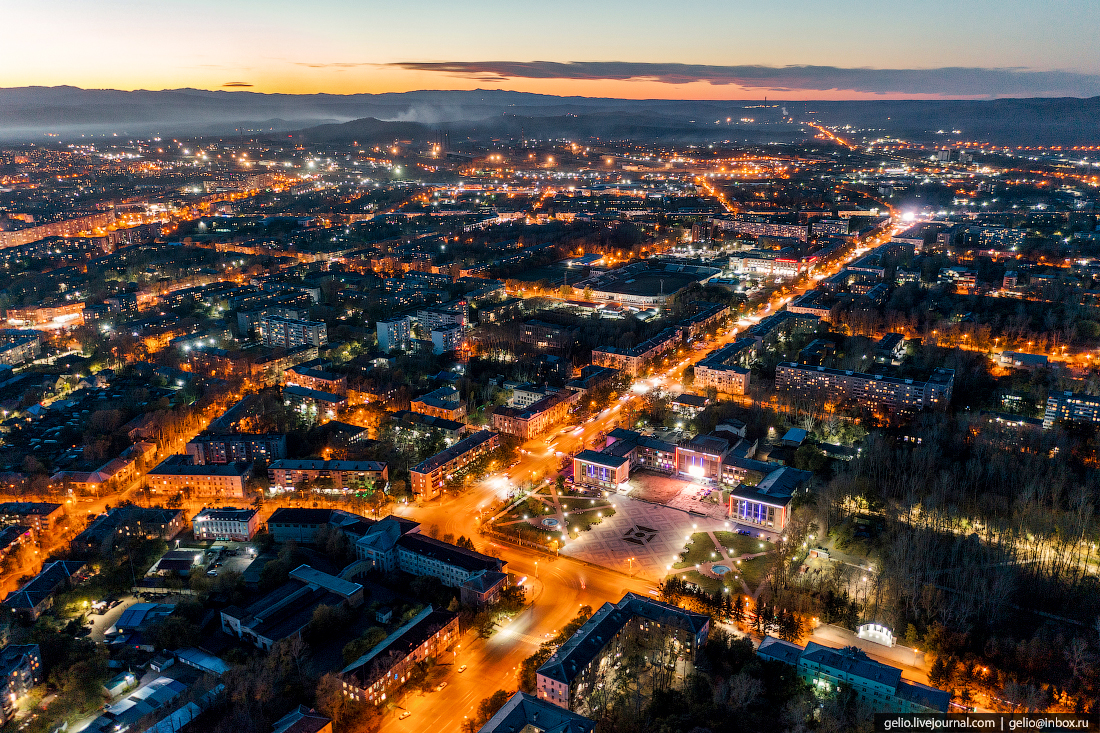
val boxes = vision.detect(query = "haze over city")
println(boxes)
[0,3,1098,733]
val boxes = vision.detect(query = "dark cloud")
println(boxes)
[385,61,1100,97]
[222,81,253,87]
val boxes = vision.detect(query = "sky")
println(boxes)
[4,0,1100,99]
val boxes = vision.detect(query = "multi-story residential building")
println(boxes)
[745,311,820,348]
[431,324,465,355]
[0,211,116,248]
[188,344,317,386]
[146,457,252,499]
[786,291,834,320]
[0,502,64,533]
[285,365,347,396]
[340,606,459,706]
[0,526,32,562]
[376,317,412,352]
[185,433,287,465]
[389,410,467,443]
[693,338,755,395]
[775,363,955,414]
[713,218,810,242]
[509,383,563,409]
[192,507,260,541]
[491,390,575,440]
[417,299,469,334]
[565,365,620,396]
[72,505,184,554]
[115,506,185,543]
[521,320,577,350]
[258,315,328,349]
[536,593,709,710]
[591,327,682,377]
[0,330,43,366]
[411,386,466,422]
[1043,391,1100,429]
[284,384,347,424]
[0,644,41,723]
[4,301,85,328]
[757,638,949,713]
[678,302,730,338]
[267,460,388,492]
[410,430,500,500]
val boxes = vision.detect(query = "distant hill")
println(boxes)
[0,86,1098,146]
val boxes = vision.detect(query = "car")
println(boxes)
[458,664,467,673]
[435,682,448,691]
[398,710,411,720]
[206,570,218,576]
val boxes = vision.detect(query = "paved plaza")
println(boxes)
[560,495,732,582]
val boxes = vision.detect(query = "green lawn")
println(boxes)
[673,532,721,570]
[733,555,771,590]
[714,531,775,558]
[671,569,724,594]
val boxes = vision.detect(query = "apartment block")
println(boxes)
[410,430,500,500]
[376,317,412,353]
[775,363,954,414]
[267,459,388,492]
[591,327,681,377]
[146,457,252,499]
[258,315,328,349]
[1044,391,1100,429]
[340,607,459,706]
[185,433,287,465]
[490,390,575,440]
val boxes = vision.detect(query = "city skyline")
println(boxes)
[5,0,1100,99]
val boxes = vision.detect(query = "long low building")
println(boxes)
[3,560,85,622]
[757,637,949,713]
[267,459,388,493]
[341,606,459,706]
[775,363,955,414]
[353,516,508,605]
[221,564,363,650]
[410,430,500,501]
